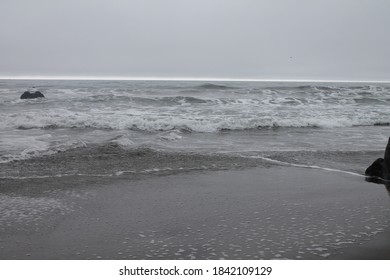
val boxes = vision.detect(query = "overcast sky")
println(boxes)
[0,0,389,81]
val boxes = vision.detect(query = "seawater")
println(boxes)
[1,80,390,260]
[0,79,390,176]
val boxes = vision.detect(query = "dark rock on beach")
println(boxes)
[383,137,390,179]
[365,137,390,180]
[20,91,45,99]
[365,158,384,178]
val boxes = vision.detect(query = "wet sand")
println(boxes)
[0,166,389,259]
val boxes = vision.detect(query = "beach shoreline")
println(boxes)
[1,165,389,260]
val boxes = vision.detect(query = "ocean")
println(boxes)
[1,79,390,259]
[1,79,390,178]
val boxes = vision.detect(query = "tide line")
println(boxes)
[247,155,366,178]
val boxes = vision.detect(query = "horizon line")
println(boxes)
[0,76,389,84]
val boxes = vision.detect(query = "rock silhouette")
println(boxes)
[365,137,390,180]
[365,158,384,178]
[20,91,45,99]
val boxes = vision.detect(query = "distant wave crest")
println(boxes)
[196,83,237,90]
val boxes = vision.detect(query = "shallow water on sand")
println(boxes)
[0,167,389,260]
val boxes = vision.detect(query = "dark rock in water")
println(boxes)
[365,137,390,180]
[20,91,45,99]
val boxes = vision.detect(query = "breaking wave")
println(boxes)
[2,108,390,132]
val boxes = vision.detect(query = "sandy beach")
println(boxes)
[1,165,389,260]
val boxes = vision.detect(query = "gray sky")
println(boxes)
[0,0,389,81]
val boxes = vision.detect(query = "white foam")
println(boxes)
[111,135,135,147]
[0,195,72,226]
[0,135,87,163]
[157,131,183,141]
[246,155,366,178]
